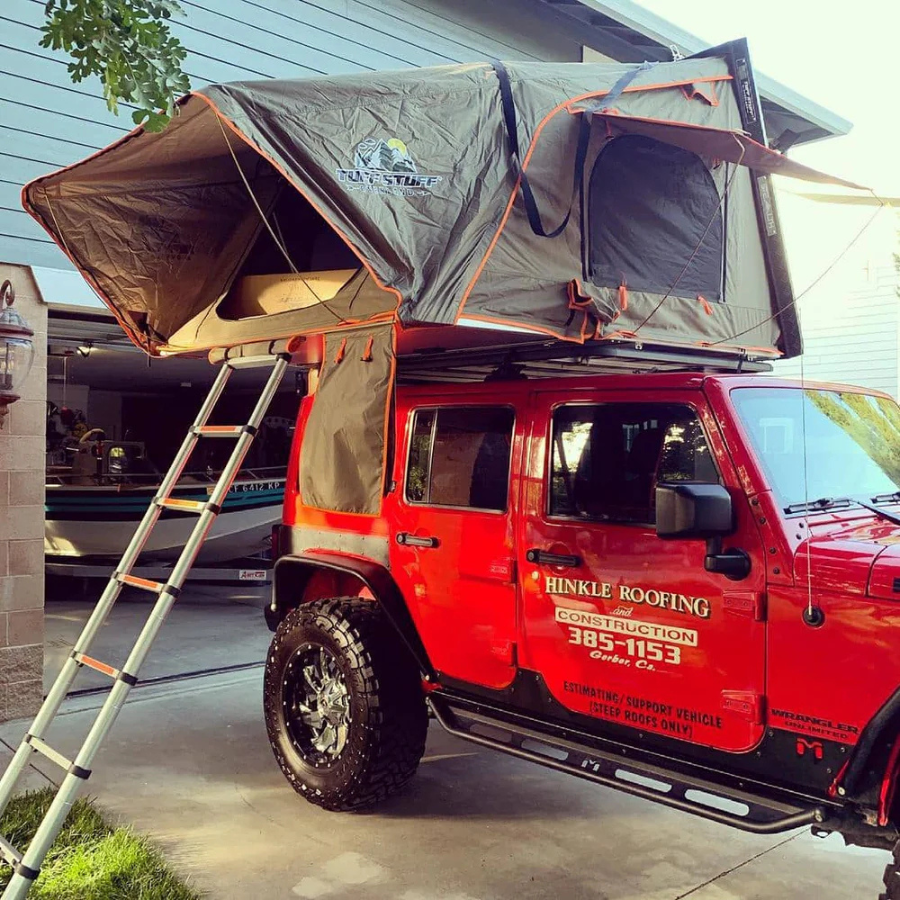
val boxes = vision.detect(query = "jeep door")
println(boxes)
[389,397,521,690]
[518,389,767,753]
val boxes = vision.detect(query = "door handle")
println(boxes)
[526,549,582,568]
[396,532,440,549]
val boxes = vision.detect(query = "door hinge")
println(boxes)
[722,691,766,725]
[723,591,766,622]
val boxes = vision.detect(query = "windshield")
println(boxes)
[731,387,900,511]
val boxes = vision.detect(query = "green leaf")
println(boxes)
[40,0,190,131]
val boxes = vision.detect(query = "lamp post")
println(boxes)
[0,280,35,430]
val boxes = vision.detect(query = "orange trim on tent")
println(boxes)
[193,93,404,311]
[566,280,593,341]
[681,83,719,107]
[301,324,398,519]
[22,92,404,356]
[160,309,398,358]
[453,74,733,323]
[20,108,189,354]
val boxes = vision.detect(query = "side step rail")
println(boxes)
[0,353,289,900]
[429,694,827,835]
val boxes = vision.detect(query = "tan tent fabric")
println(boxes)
[299,325,395,515]
[22,48,861,360]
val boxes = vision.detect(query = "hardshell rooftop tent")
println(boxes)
[24,39,861,367]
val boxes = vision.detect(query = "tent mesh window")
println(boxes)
[587,135,724,301]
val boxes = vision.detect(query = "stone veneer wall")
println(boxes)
[0,264,46,721]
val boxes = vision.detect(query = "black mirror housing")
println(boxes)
[656,483,734,539]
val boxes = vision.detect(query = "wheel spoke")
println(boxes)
[303,665,320,693]
[285,643,351,762]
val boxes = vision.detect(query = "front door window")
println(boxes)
[550,402,719,523]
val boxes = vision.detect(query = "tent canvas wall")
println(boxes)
[23,40,860,365]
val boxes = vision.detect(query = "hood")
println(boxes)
[795,514,900,597]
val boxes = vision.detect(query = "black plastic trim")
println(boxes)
[117,671,139,687]
[431,694,824,834]
[842,685,900,797]
[68,763,92,780]
[273,553,436,680]
[243,425,258,437]
[14,862,40,881]
[689,39,802,359]
[162,585,181,598]
[436,669,848,804]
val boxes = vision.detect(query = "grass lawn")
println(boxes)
[0,789,200,899]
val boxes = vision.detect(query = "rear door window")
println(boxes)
[549,402,718,524]
[406,407,515,511]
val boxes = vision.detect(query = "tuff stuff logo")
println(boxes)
[336,137,442,197]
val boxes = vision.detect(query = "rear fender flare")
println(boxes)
[272,552,436,681]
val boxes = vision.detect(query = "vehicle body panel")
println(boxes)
[275,371,900,831]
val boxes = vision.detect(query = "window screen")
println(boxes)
[550,403,718,524]
[406,407,514,511]
[587,135,724,301]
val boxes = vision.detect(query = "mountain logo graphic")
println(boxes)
[336,136,443,197]
[354,137,418,174]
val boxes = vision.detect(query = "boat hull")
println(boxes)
[45,478,285,563]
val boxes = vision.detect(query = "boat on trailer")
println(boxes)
[45,439,285,563]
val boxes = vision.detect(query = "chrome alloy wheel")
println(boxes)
[283,644,350,766]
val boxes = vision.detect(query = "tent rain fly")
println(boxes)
[23,40,862,363]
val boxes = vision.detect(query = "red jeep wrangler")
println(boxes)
[266,371,900,896]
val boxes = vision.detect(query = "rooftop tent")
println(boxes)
[23,39,860,361]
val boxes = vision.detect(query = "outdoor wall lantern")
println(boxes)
[0,279,35,430]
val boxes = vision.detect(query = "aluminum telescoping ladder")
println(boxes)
[0,353,289,899]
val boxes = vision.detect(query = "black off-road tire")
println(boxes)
[264,597,428,811]
[881,842,900,900]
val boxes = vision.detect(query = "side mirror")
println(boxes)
[655,483,750,581]
[655,483,735,539]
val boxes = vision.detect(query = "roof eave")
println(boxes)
[564,0,852,143]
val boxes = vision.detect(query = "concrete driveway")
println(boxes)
[43,581,271,692]
[0,591,889,900]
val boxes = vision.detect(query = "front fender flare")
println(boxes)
[273,552,436,681]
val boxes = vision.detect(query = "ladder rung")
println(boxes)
[116,573,165,593]
[0,834,22,867]
[225,354,286,369]
[157,498,207,512]
[74,652,118,679]
[25,736,90,780]
[73,652,138,687]
[193,425,244,437]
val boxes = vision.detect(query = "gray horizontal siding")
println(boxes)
[771,272,900,396]
[0,0,586,269]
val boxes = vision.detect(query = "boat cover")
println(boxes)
[22,49,861,359]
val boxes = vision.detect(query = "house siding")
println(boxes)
[0,0,593,269]
[771,264,900,397]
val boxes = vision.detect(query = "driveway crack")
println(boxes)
[673,832,803,899]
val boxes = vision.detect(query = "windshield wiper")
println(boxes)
[784,497,855,514]
[784,496,900,527]
[872,491,900,504]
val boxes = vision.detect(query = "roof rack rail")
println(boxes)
[396,338,772,383]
